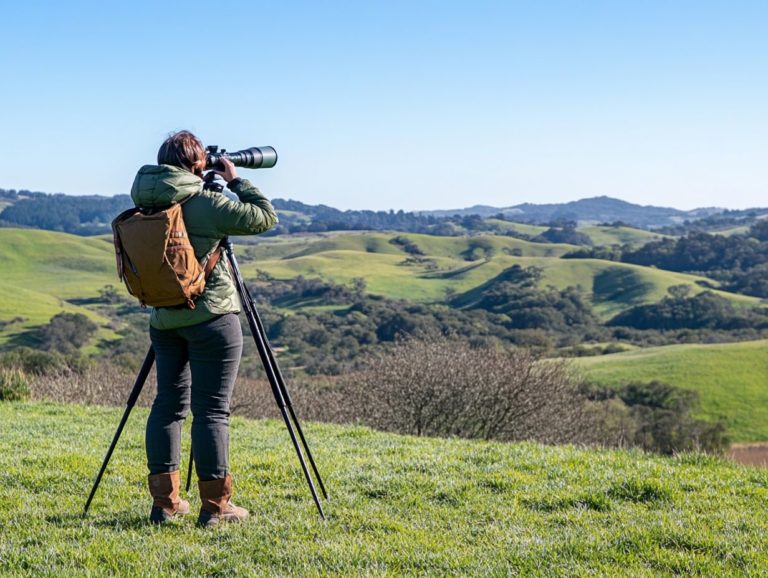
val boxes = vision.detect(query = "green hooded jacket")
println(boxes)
[130,164,278,330]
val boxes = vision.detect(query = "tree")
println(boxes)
[38,313,98,354]
[583,381,729,454]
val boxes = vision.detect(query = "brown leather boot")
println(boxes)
[197,474,249,528]
[148,471,190,524]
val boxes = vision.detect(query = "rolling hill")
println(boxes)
[240,232,761,318]
[0,228,762,346]
[0,229,118,346]
[578,340,768,443]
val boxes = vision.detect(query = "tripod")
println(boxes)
[84,238,328,519]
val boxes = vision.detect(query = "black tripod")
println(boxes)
[84,238,328,519]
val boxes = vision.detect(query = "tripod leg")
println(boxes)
[185,444,194,493]
[223,240,327,518]
[245,300,327,519]
[84,348,155,515]
[277,404,326,519]
[244,285,328,500]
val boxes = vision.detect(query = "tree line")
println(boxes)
[564,221,768,298]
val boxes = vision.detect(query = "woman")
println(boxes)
[130,130,278,527]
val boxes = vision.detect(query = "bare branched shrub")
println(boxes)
[25,361,349,424]
[339,336,590,443]
[23,338,590,446]
[29,363,158,407]
[230,374,350,424]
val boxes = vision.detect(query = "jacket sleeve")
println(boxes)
[207,178,279,236]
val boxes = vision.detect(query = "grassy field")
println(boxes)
[484,218,548,237]
[712,225,751,237]
[0,227,761,348]
[242,233,760,318]
[1,402,768,576]
[0,229,118,346]
[0,224,762,345]
[577,226,673,247]
[483,221,673,247]
[578,340,768,443]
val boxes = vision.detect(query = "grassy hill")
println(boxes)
[578,340,768,443]
[241,232,761,318]
[1,401,767,576]
[577,225,673,247]
[0,228,761,346]
[0,229,118,346]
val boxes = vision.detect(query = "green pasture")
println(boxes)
[242,240,761,318]
[577,226,673,247]
[0,229,118,346]
[712,225,751,237]
[483,221,673,247]
[244,231,576,261]
[1,402,768,576]
[484,218,548,237]
[1,228,761,345]
[578,340,768,443]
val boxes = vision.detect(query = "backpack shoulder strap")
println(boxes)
[203,242,223,279]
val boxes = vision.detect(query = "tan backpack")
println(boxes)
[112,200,221,308]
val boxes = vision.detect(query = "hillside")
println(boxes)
[0,229,118,346]
[1,401,767,575]
[241,232,761,317]
[0,228,761,348]
[578,340,768,442]
[577,225,673,247]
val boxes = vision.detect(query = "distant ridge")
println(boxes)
[417,195,743,227]
[2,188,766,233]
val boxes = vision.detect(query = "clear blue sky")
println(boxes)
[0,1,766,210]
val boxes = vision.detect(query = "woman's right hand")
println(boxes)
[214,157,238,183]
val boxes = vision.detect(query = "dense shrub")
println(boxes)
[0,347,90,375]
[583,381,729,454]
[608,289,768,331]
[0,368,30,401]
[533,224,593,246]
[38,312,99,354]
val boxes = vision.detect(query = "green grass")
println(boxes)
[578,340,768,443]
[577,226,674,247]
[712,226,750,236]
[483,221,672,248]
[243,238,761,318]
[0,227,762,342]
[0,229,118,346]
[2,402,768,576]
[484,219,548,237]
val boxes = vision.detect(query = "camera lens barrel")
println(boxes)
[208,146,278,170]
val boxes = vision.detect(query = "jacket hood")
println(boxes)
[130,164,202,208]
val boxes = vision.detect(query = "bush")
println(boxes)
[0,347,90,375]
[339,336,588,443]
[38,312,99,354]
[0,369,30,401]
[582,381,729,454]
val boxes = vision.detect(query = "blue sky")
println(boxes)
[0,1,766,210]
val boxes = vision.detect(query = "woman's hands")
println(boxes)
[213,157,238,183]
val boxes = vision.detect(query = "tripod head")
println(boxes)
[202,172,225,193]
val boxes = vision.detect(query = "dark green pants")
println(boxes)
[146,313,243,481]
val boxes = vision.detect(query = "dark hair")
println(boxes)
[157,130,205,172]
